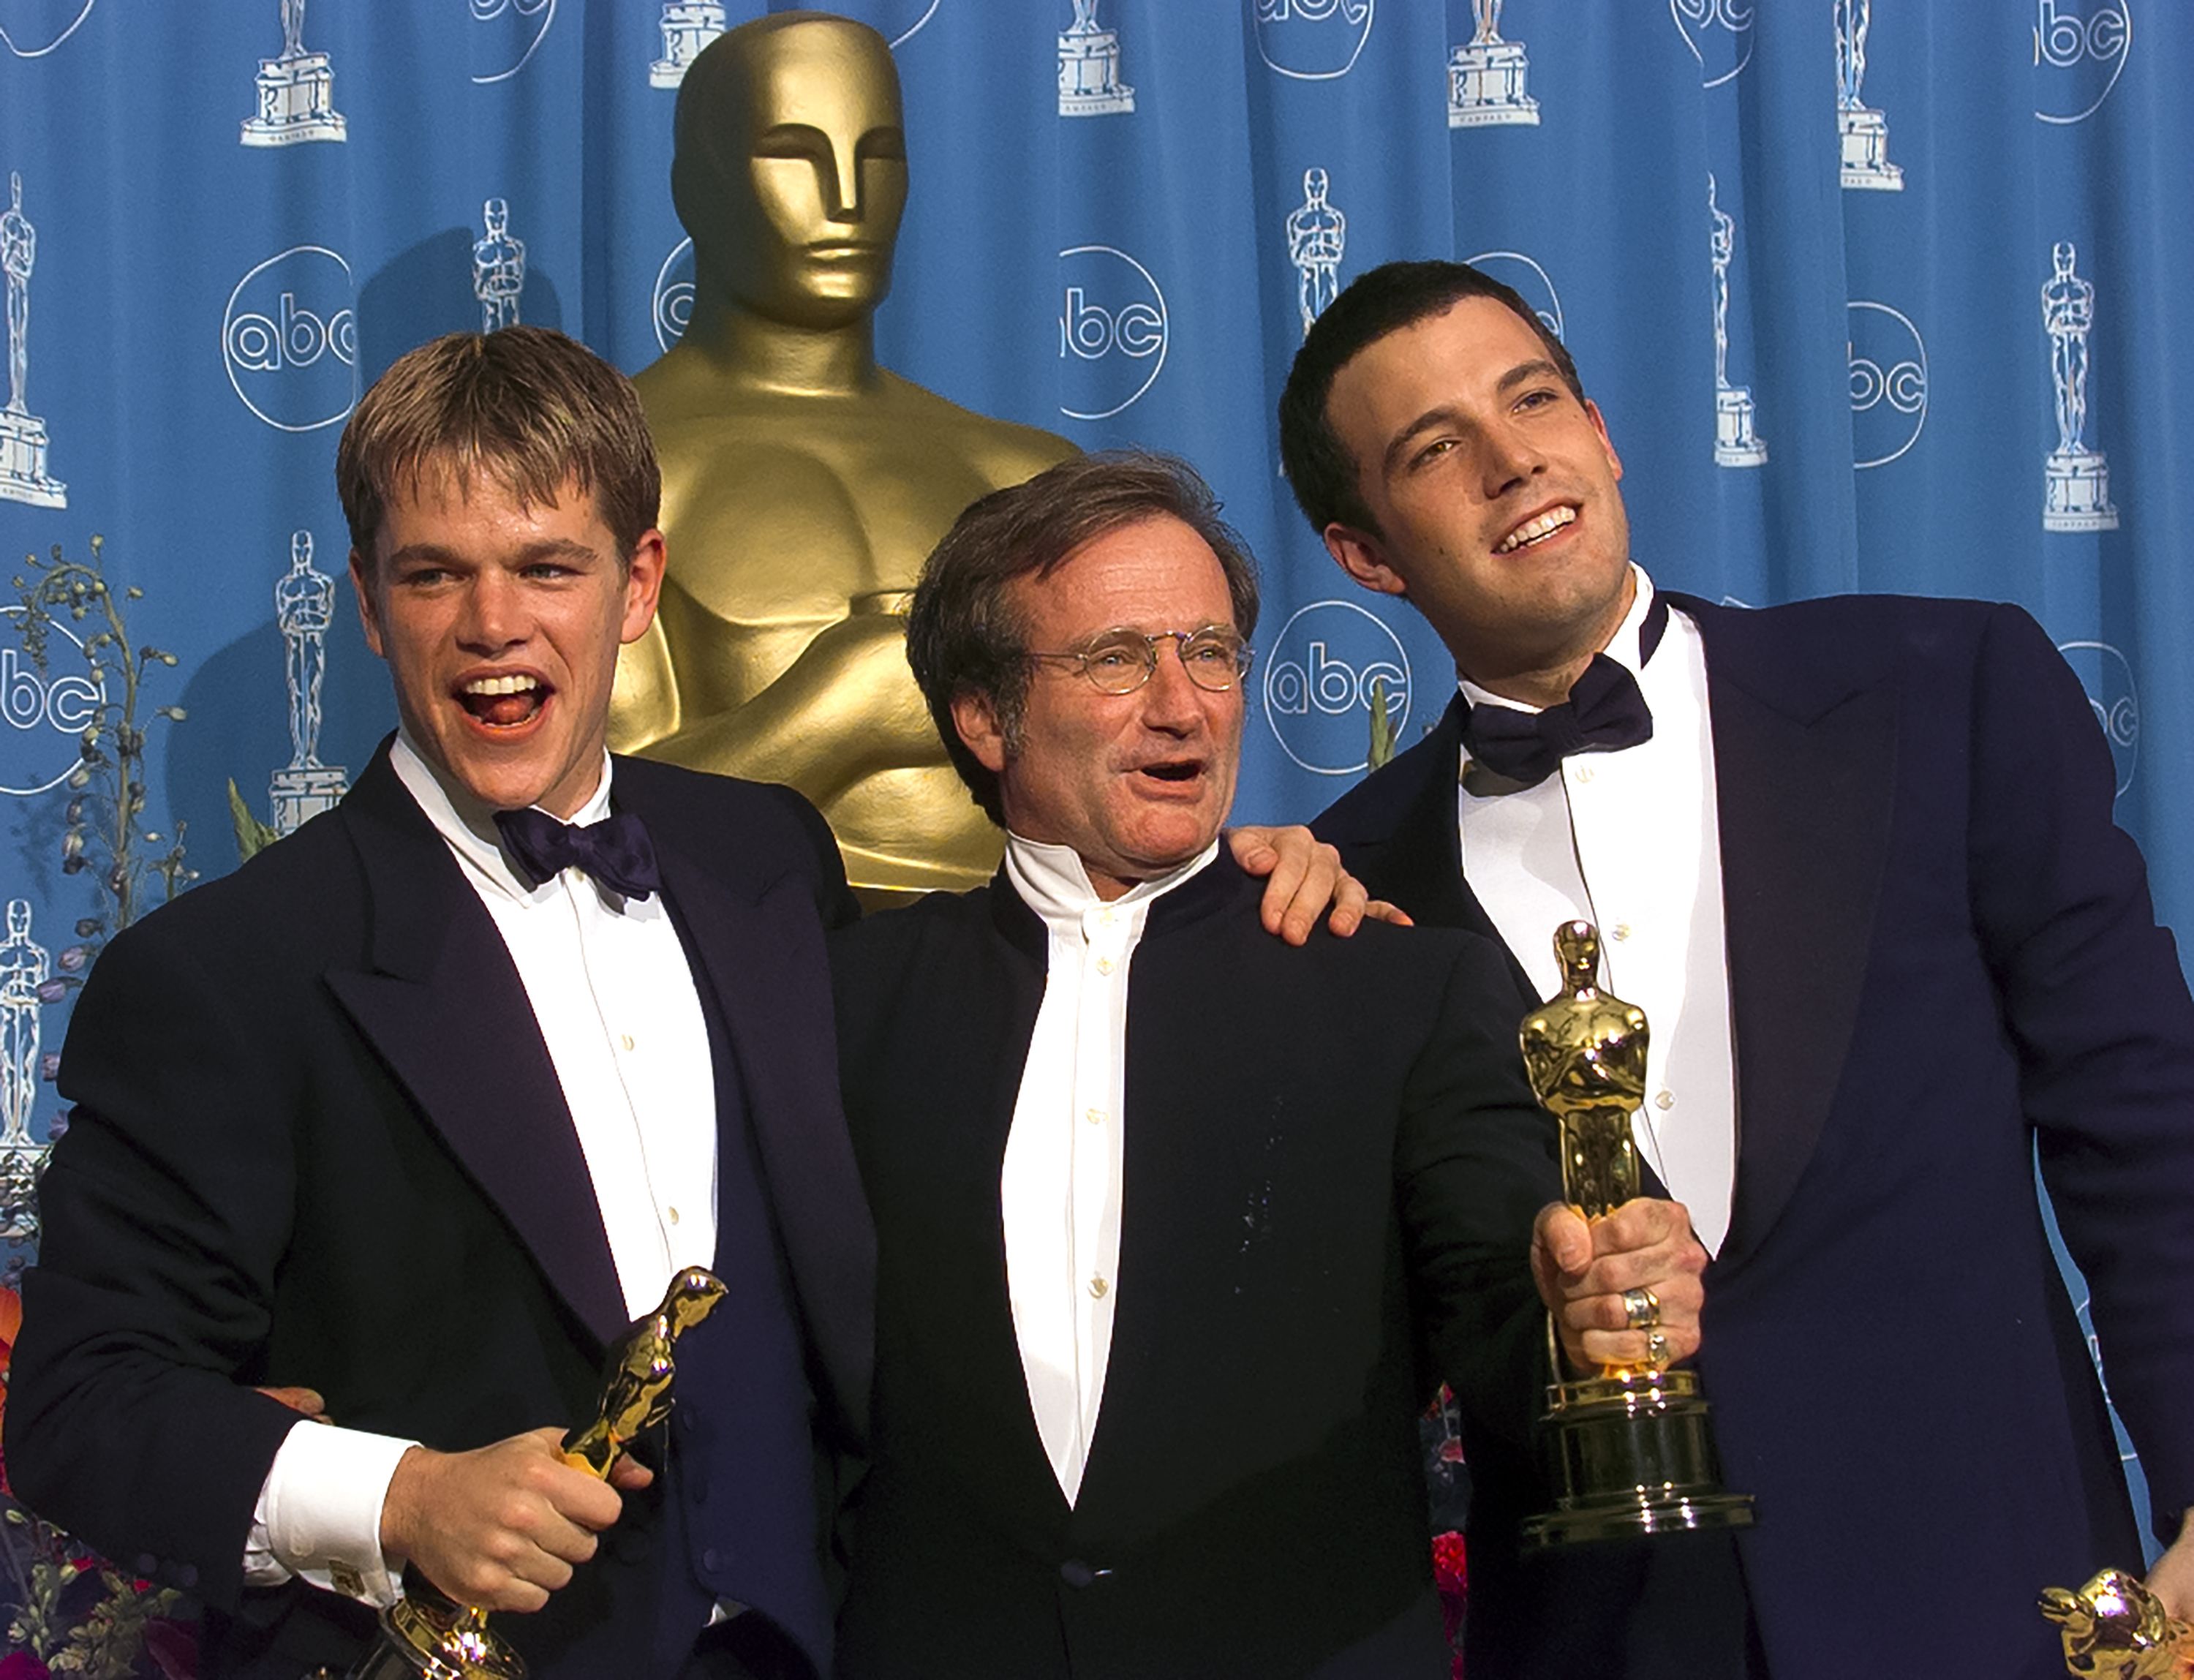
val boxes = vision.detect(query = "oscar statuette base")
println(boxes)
[350,1592,525,1680]
[1523,1366,1757,1549]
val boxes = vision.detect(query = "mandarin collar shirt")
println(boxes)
[999,833,1220,1505]
[1456,568,1738,1255]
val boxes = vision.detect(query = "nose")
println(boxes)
[1479,419,1546,501]
[1138,639,1206,729]
[456,570,525,653]
[826,140,862,224]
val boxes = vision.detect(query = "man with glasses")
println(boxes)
[825,450,1709,1678]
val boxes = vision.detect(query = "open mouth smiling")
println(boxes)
[1495,505,1577,554]
[459,673,546,728]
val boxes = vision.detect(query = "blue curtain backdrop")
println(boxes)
[0,0,2178,1529]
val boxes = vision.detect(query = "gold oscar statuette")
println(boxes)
[611,13,1078,907]
[351,1268,730,1680]
[1517,921,1754,1548]
[2040,1567,2194,1679]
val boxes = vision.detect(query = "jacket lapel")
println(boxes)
[322,748,629,1346]
[646,829,878,1404]
[1318,693,1548,1004]
[1676,597,1898,1267]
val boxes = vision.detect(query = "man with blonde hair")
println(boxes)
[13,326,871,1679]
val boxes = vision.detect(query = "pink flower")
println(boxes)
[0,1649,53,1679]
[1433,1529,1469,1673]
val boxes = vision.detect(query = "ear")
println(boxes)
[1583,398,1624,483]
[620,530,668,644]
[1322,523,1409,598]
[349,549,385,659]
[951,690,1008,775]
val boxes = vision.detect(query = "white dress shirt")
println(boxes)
[1456,569,1739,1254]
[244,737,718,1604]
[999,833,1219,1505]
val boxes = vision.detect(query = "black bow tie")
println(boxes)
[493,806,661,901]
[1463,655,1654,788]
[1462,592,1667,789]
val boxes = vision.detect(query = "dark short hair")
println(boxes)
[907,450,1261,826]
[335,325,661,569]
[1278,260,1585,538]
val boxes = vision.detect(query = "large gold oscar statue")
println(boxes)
[613,12,1077,903]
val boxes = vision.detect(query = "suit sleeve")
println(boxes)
[8,918,307,1611]
[1392,931,1564,1452]
[1966,604,2194,1537]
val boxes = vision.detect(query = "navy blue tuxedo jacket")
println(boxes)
[828,856,1562,1680]
[10,745,872,1680]
[1316,593,2194,1679]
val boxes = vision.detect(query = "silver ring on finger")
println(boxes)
[1645,1328,1672,1370]
[1621,1286,1661,1330]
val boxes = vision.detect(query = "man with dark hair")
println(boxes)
[829,448,1709,1679]
[1284,259,2194,1678]
[902,449,1262,827]
[10,325,873,1679]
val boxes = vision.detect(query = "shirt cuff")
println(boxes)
[245,1418,418,1607]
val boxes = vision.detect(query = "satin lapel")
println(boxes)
[1371,696,1540,1001]
[321,750,628,1346]
[1324,696,1504,936]
[649,838,877,1395]
[1683,600,1898,1267]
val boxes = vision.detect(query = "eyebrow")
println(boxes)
[1379,357,1567,478]
[752,121,905,157]
[383,537,602,571]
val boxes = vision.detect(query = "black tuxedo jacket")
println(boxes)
[10,745,872,1680]
[827,855,1562,1679]
[1316,593,2194,1680]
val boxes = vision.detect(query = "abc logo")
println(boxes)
[222,246,358,433]
[470,0,557,85]
[1671,0,1757,87]
[653,238,695,353]
[0,612,103,799]
[1253,0,1375,81]
[1262,600,1411,776]
[1847,300,1929,469]
[2034,0,2130,124]
[1058,245,1169,421]
[875,0,941,45]
[2057,639,2138,796]
[1466,250,1564,341]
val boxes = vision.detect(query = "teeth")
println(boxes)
[1496,506,1576,554]
[463,674,540,696]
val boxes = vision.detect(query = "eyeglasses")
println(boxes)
[1025,626,1254,694]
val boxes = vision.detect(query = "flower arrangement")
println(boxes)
[0,540,196,1677]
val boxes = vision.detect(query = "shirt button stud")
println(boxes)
[1088,1276,1109,1299]
[1654,1091,1675,1111]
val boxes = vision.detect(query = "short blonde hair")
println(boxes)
[335,326,660,569]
